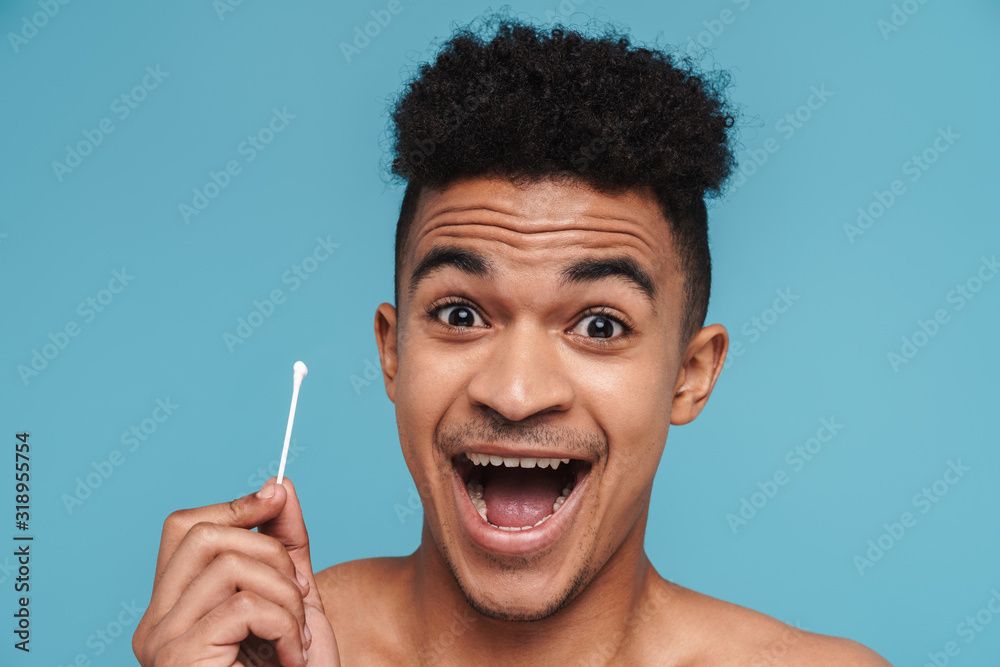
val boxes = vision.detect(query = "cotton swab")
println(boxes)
[276,361,308,485]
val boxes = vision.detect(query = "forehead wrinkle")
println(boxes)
[409,174,670,256]
[415,208,662,255]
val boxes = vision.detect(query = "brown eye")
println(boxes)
[572,313,625,339]
[432,303,485,329]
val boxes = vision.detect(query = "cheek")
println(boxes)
[582,354,673,484]
[394,339,467,473]
[589,348,673,422]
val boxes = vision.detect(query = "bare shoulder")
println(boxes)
[316,555,408,588]
[651,582,891,665]
[315,555,411,611]
[315,556,415,662]
[777,631,892,666]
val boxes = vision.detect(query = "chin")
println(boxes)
[427,518,603,624]
[448,558,596,623]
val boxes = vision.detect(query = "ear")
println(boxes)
[670,323,728,425]
[374,302,399,403]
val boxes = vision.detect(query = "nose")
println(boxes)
[465,319,574,422]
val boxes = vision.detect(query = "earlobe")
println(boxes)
[670,323,728,425]
[374,303,399,403]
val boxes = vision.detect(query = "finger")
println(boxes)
[136,484,292,655]
[144,550,307,661]
[153,483,287,583]
[152,591,306,667]
[148,522,306,623]
[257,477,324,611]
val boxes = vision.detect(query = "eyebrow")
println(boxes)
[407,245,658,308]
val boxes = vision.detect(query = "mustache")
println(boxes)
[435,410,606,462]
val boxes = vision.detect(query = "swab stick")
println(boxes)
[276,361,308,485]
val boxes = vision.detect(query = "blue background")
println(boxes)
[2,0,998,664]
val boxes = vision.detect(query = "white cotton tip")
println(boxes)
[293,361,308,381]
[278,360,309,485]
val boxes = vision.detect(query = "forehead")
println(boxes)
[404,177,680,306]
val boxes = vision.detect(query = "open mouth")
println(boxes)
[453,452,592,532]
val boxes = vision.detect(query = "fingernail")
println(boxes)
[256,481,275,499]
[304,622,312,647]
[296,568,309,590]
[303,648,309,664]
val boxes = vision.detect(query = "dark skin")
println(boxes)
[133,175,891,665]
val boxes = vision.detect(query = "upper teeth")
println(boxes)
[466,453,571,469]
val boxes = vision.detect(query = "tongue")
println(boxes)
[482,466,564,528]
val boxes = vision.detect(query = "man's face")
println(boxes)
[374,175,725,621]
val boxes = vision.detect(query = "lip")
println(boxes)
[450,452,592,556]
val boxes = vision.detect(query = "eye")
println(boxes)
[427,298,487,330]
[425,298,635,347]
[569,308,633,342]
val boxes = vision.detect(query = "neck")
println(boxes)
[405,505,667,665]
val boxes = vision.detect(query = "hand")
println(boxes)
[132,477,339,666]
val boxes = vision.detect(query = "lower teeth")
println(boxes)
[465,479,575,530]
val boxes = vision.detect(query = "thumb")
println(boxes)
[257,476,325,611]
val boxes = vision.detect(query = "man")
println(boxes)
[133,16,891,665]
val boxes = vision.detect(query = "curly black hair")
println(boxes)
[387,13,737,341]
